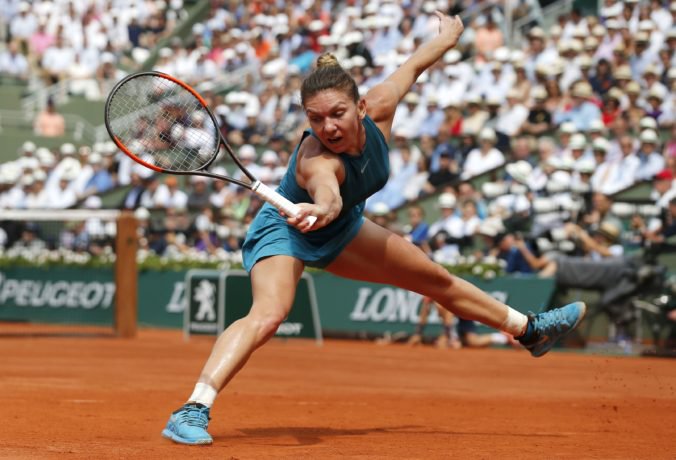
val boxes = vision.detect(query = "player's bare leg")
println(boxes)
[162,256,304,445]
[196,256,304,389]
[327,220,585,356]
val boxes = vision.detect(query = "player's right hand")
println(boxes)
[285,202,337,233]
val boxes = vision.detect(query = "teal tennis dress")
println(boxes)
[242,115,390,272]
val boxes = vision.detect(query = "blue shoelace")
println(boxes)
[532,308,570,335]
[177,405,210,428]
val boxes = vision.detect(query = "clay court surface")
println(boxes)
[1,323,675,459]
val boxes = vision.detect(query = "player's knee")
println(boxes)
[425,264,455,293]
[248,308,287,343]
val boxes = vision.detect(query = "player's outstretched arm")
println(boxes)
[365,12,464,139]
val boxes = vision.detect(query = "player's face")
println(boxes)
[304,89,365,155]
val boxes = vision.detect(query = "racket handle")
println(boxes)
[252,181,318,227]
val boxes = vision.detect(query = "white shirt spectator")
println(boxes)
[42,43,76,75]
[392,102,425,136]
[153,185,189,209]
[495,102,529,137]
[633,151,666,181]
[10,11,37,40]
[24,188,50,209]
[462,147,505,180]
[48,184,77,209]
[591,161,622,194]
[0,46,28,78]
[428,213,464,239]
[1,186,25,209]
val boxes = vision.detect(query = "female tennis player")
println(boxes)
[162,12,586,445]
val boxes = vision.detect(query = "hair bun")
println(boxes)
[316,53,340,69]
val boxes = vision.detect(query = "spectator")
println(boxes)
[41,35,75,84]
[461,128,505,180]
[495,88,530,144]
[589,58,616,96]
[155,176,188,209]
[553,81,602,132]
[187,177,211,210]
[426,151,460,189]
[0,40,28,80]
[403,204,429,247]
[633,129,666,181]
[9,2,36,51]
[521,86,553,136]
[474,14,503,62]
[33,98,65,137]
[83,153,114,196]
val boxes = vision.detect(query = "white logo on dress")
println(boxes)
[360,158,371,174]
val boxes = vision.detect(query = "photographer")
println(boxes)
[515,220,624,277]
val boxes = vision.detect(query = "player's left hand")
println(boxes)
[435,11,464,48]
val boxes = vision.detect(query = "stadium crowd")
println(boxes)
[0,0,676,281]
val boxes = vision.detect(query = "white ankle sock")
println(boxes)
[500,307,528,337]
[490,332,509,345]
[188,383,218,408]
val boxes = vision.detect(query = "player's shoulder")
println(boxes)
[298,133,339,162]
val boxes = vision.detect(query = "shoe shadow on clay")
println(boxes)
[223,426,570,446]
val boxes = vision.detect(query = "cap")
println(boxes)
[608,87,625,100]
[588,119,605,132]
[569,133,587,150]
[478,127,497,141]
[437,192,457,209]
[578,55,593,69]
[443,49,461,64]
[238,144,256,160]
[613,65,632,80]
[528,26,545,39]
[21,141,36,152]
[371,202,390,216]
[572,82,593,98]
[559,122,577,134]
[60,143,76,155]
[655,169,674,181]
[640,129,659,144]
[261,150,278,164]
[531,86,548,100]
[403,92,420,104]
[506,160,533,185]
[640,116,658,130]
[592,137,610,152]
[595,221,620,243]
[576,159,596,174]
[625,81,641,94]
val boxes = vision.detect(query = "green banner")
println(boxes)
[0,268,115,325]
[138,270,186,328]
[0,267,187,328]
[312,272,556,336]
[0,268,555,340]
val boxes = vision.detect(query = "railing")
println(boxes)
[511,0,574,47]
[20,79,71,118]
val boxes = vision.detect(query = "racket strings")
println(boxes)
[107,75,219,172]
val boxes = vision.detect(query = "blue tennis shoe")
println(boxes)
[519,301,587,357]
[162,403,213,445]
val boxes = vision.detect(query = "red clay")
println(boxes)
[1,323,675,459]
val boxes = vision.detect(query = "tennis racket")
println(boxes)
[104,71,315,225]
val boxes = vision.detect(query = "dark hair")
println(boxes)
[300,53,359,106]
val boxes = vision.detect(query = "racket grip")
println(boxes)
[252,181,318,227]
